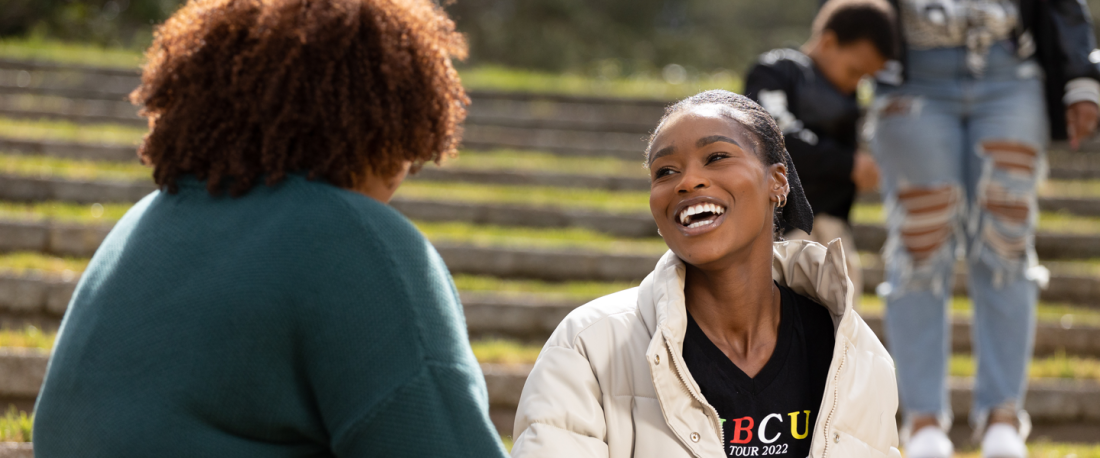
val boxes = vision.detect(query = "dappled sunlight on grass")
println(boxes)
[460,65,741,100]
[0,326,55,351]
[437,149,647,177]
[396,181,650,214]
[470,339,542,365]
[453,274,638,301]
[851,203,1100,234]
[416,220,666,255]
[0,406,32,442]
[0,153,149,181]
[0,117,145,145]
[0,252,88,277]
[858,294,1100,327]
[0,201,130,223]
[950,351,1100,381]
[953,442,1100,458]
[0,36,143,69]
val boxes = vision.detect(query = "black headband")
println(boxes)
[780,150,814,235]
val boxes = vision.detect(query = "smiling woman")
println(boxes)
[510,91,900,458]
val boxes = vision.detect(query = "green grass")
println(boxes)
[859,293,1100,328]
[0,36,143,69]
[419,221,665,255]
[454,274,639,301]
[954,442,1100,458]
[0,406,32,442]
[0,252,88,278]
[0,117,146,145]
[438,149,647,177]
[0,201,129,223]
[0,37,738,100]
[0,326,56,351]
[470,339,542,365]
[1041,179,1100,198]
[851,203,1100,234]
[951,351,1100,381]
[396,181,650,214]
[0,153,149,181]
[459,64,740,100]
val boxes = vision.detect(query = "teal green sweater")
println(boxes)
[33,175,508,457]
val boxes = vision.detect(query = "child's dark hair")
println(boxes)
[813,0,898,61]
[645,90,808,240]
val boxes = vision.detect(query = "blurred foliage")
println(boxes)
[0,0,180,48]
[446,0,818,76]
[5,0,1100,79]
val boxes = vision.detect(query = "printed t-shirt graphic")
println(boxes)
[682,284,835,457]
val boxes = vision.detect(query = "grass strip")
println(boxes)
[438,149,647,177]
[396,181,650,214]
[0,326,55,350]
[954,442,1100,458]
[0,406,32,442]
[852,203,1100,234]
[459,64,741,100]
[1041,179,1100,198]
[0,116,145,145]
[0,201,130,223]
[0,153,148,181]
[470,339,543,366]
[859,294,1100,328]
[0,252,88,279]
[419,221,666,255]
[0,37,143,69]
[951,351,1100,381]
[0,38,740,99]
[454,274,638,301]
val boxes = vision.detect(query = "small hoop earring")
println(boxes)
[777,195,787,208]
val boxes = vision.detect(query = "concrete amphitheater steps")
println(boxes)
[3,182,1100,261]
[1,349,1098,441]
[3,275,1098,358]
[6,55,1100,168]
[7,153,1100,216]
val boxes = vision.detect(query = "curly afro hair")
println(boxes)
[130,0,469,196]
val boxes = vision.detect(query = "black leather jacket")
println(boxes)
[884,0,1100,139]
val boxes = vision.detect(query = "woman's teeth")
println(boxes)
[678,202,726,226]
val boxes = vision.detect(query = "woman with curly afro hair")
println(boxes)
[32,1,508,457]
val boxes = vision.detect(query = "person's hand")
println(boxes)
[851,152,880,192]
[1066,101,1099,150]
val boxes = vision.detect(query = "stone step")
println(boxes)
[1,349,1098,434]
[4,276,1095,357]
[0,443,31,458]
[16,190,1100,261]
[8,169,1100,219]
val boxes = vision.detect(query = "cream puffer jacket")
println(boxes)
[511,239,901,458]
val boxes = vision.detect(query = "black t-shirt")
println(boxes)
[683,284,835,458]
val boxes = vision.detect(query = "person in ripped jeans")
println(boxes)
[867,1,1100,457]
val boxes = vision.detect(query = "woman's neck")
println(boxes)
[683,237,780,377]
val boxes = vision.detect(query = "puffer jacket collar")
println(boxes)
[638,239,857,458]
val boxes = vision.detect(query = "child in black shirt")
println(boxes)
[744,0,899,302]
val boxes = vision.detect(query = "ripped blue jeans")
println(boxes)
[869,43,1045,435]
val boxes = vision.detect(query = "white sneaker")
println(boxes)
[981,423,1027,458]
[906,426,954,458]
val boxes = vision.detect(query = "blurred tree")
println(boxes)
[0,0,182,48]
[3,0,1100,76]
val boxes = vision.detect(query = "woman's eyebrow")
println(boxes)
[648,145,675,165]
[697,135,742,148]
